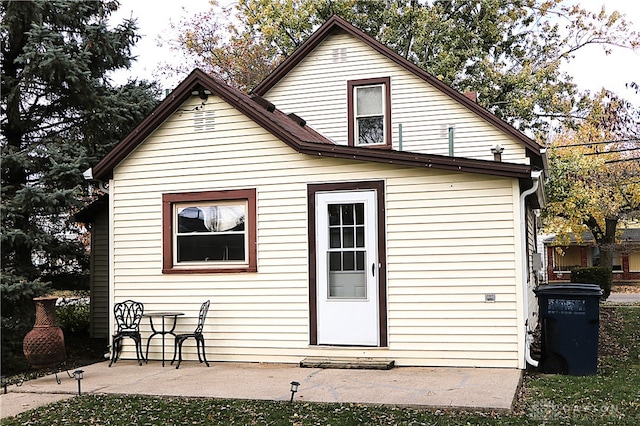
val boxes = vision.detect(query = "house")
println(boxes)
[544,229,640,285]
[80,16,547,369]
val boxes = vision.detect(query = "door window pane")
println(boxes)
[356,251,365,270]
[328,204,340,226]
[356,227,364,247]
[355,203,364,224]
[341,204,354,225]
[343,227,354,248]
[329,270,366,298]
[329,228,341,248]
[343,251,355,270]
[329,252,341,271]
[327,202,367,299]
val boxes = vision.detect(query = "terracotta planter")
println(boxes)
[23,296,66,369]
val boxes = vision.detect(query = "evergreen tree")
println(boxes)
[1,0,160,372]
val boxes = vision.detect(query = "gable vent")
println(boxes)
[332,47,347,63]
[194,110,215,132]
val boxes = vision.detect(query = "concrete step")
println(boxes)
[300,357,395,370]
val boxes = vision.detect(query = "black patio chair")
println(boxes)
[109,300,145,367]
[171,300,210,369]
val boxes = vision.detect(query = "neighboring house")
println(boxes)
[80,16,547,369]
[544,229,640,285]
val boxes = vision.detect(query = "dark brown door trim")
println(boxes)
[307,180,387,346]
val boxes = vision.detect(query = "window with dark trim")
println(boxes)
[162,189,257,273]
[347,77,391,148]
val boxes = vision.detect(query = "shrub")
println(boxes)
[571,266,612,299]
[56,298,90,336]
[0,276,49,375]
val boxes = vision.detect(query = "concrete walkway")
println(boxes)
[606,293,640,303]
[0,360,522,419]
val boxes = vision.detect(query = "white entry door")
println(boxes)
[316,190,379,346]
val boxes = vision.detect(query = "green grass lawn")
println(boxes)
[4,306,639,425]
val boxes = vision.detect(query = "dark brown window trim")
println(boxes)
[347,77,392,149]
[307,180,388,347]
[162,188,257,274]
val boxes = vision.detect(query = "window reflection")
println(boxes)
[176,204,246,263]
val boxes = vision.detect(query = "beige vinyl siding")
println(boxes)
[264,33,528,164]
[90,208,109,339]
[553,246,581,271]
[109,95,524,368]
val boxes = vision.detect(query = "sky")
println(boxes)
[109,0,640,105]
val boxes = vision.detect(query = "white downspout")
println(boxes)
[521,170,542,367]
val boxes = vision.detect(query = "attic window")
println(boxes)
[194,110,215,132]
[347,77,391,149]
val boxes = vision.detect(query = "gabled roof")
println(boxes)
[252,15,543,157]
[91,69,532,181]
[91,69,332,180]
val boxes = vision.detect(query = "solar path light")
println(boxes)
[289,381,300,402]
[73,369,84,395]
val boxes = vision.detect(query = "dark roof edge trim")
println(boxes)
[93,69,531,181]
[295,142,532,178]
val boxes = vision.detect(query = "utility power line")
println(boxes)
[584,147,640,156]
[604,157,640,164]
[550,138,639,148]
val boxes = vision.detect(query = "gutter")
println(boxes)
[520,170,542,368]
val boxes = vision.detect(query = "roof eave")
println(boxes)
[295,142,531,179]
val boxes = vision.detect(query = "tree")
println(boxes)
[162,0,639,137]
[543,89,640,272]
[157,0,282,92]
[1,0,160,372]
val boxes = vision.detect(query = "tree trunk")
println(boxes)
[597,218,618,270]
[584,216,617,277]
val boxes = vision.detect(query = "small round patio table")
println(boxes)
[143,311,184,367]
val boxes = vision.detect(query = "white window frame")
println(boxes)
[347,77,391,149]
[173,200,248,267]
[354,84,386,146]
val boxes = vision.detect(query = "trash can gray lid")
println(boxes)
[534,283,603,296]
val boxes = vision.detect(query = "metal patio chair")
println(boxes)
[109,300,145,367]
[171,300,210,369]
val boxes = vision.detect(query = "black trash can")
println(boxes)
[534,283,602,376]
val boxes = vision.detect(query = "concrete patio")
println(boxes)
[1,360,522,419]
